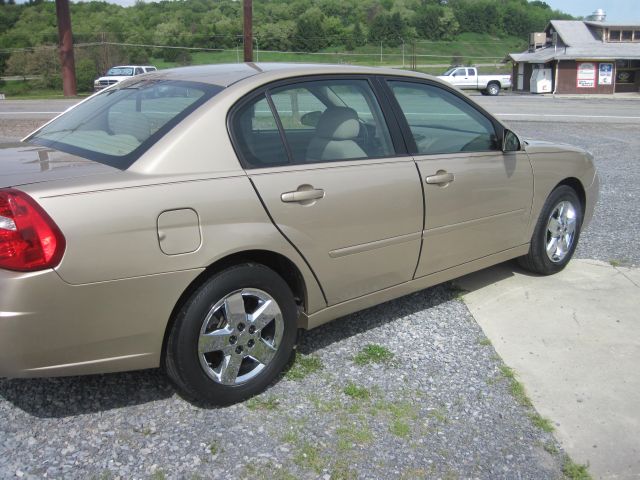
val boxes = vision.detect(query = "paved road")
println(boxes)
[2,94,640,124]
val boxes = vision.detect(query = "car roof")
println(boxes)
[145,62,436,88]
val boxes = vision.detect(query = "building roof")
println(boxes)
[584,21,640,28]
[550,20,601,46]
[509,20,640,63]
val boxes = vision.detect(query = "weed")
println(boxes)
[208,441,220,455]
[336,425,374,451]
[330,461,358,480]
[543,441,559,455]
[343,382,371,400]
[150,470,166,480]
[293,442,324,473]
[353,344,394,365]
[478,336,492,346]
[390,419,411,437]
[499,365,532,407]
[562,456,592,480]
[529,412,554,432]
[246,395,280,411]
[609,259,621,267]
[280,430,299,444]
[427,406,449,424]
[286,355,323,380]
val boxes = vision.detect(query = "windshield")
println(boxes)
[442,68,457,76]
[29,79,223,169]
[106,67,134,76]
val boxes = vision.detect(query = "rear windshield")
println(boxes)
[29,79,222,169]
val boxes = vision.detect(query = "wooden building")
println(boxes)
[509,17,640,94]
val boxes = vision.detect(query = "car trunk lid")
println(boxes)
[0,141,119,189]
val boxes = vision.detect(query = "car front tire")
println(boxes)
[518,185,583,275]
[165,263,298,405]
[486,82,501,96]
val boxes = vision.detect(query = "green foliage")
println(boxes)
[562,456,592,480]
[0,0,575,78]
[343,382,371,400]
[354,344,394,365]
[75,58,97,92]
[285,354,323,380]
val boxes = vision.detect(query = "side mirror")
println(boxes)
[503,129,521,152]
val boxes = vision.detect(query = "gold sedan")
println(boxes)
[0,64,598,404]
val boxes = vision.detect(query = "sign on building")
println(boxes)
[577,62,596,88]
[598,63,613,85]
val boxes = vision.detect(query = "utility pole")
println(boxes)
[243,0,253,62]
[55,0,77,96]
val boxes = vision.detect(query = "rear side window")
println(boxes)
[231,78,394,168]
[29,79,222,169]
[388,80,498,155]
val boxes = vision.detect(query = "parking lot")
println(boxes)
[0,95,639,479]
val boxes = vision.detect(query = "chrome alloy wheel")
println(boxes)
[198,288,284,385]
[545,200,577,263]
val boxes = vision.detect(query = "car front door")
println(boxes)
[386,79,533,277]
[230,78,423,306]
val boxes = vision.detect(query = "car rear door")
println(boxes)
[384,79,533,277]
[230,77,423,306]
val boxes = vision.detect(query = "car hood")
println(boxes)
[96,76,130,82]
[0,141,119,188]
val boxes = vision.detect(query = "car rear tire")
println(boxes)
[486,82,501,96]
[165,263,297,405]
[518,185,582,275]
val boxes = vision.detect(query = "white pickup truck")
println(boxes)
[437,67,511,96]
[93,65,157,92]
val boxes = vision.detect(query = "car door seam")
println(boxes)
[247,177,329,305]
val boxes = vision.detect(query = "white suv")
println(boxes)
[93,65,157,91]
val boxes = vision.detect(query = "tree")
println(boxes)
[292,7,328,52]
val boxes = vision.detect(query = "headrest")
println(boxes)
[315,107,360,140]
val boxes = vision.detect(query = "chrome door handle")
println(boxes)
[425,171,454,185]
[281,187,325,203]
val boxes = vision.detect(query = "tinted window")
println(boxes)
[270,79,394,164]
[29,79,221,169]
[389,81,498,155]
[232,95,289,168]
[135,68,144,75]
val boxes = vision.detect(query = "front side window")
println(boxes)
[388,80,498,155]
[231,78,395,168]
[29,79,222,169]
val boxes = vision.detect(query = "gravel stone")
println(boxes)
[2,115,632,479]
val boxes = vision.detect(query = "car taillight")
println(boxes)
[0,188,66,271]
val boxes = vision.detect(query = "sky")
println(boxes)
[545,0,640,22]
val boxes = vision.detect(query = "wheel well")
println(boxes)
[160,250,307,369]
[557,177,586,215]
[488,81,500,86]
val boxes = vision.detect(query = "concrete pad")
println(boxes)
[456,259,640,480]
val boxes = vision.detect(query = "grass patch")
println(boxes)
[343,382,371,400]
[562,456,592,480]
[478,336,492,346]
[246,395,280,411]
[293,442,325,473]
[499,365,532,407]
[353,344,394,365]
[208,441,220,455]
[529,412,554,432]
[330,462,358,480]
[336,425,374,451]
[542,441,559,455]
[427,406,449,424]
[280,430,299,444]
[609,259,622,267]
[390,419,411,438]
[286,354,323,380]
[150,470,166,480]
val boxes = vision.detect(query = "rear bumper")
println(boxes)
[0,268,201,378]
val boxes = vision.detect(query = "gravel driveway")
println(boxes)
[3,116,638,479]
